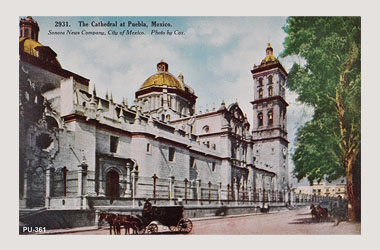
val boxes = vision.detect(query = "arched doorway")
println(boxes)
[106,170,120,198]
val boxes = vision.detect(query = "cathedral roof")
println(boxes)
[140,72,185,91]
[19,37,61,68]
[19,37,42,56]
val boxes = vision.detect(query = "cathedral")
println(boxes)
[19,16,289,210]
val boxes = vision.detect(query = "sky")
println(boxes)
[31,16,314,186]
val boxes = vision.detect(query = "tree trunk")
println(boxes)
[346,152,360,222]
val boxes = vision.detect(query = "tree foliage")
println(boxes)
[281,17,361,186]
[281,17,361,221]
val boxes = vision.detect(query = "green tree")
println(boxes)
[281,17,361,221]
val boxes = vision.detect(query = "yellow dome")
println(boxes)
[19,37,42,57]
[140,72,185,91]
[262,54,277,63]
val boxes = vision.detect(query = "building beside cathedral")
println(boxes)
[19,16,289,210]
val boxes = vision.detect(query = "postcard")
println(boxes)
[18,16,361,237]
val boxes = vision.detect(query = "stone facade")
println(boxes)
[19,17,290,209]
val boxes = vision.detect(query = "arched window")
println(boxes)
[268,75,273,85]
[268,86,273,97]
[46,116,59,129]
[258,112,263,127]
[258,88,263,99]
[202,125,210,133]
[268,110,273,125]
[258,78,263,86]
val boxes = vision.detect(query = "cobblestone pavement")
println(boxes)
[41,207,360,235]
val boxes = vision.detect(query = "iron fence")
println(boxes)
[48,169,332,205]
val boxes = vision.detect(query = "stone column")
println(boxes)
[217,182,222,205]
[78,163,88,209]
[258,188,262,202]
[233,179,238,205]
[45,167,54,209]
[23,169,31,201]
[169,175,175,205]
[77,165,84,196]
[131,168,138,207]
[124,162,133,197]
[98,159,105,197]
[95,209,100,229]
[196,179,202,205]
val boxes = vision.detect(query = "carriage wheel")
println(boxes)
[178,218,193,233]
[146,224,158,234]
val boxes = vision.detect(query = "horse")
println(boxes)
[118,214,144,235]
[118,215,138,235]
[310,204,321,222]
[99,212,121,235]
[317,205,329,222]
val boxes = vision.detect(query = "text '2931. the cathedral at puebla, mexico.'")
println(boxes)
[19,16,291,214]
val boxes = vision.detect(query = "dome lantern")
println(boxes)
[20,16,40,42]
[260,42,277,64]
[157,59,169,72]
[266,42,274,56]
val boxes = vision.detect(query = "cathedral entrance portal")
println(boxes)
[106,170,120,198]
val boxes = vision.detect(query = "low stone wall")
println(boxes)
[48,197,86,209]
[20,209,96,232]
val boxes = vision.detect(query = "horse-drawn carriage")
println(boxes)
[141,204,193,234]
[99,202,193,234]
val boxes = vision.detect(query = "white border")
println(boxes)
[2,0,377,249]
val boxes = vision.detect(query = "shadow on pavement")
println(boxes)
[289,217,334,225]
[289,218,323,225]
[296,213,312,216]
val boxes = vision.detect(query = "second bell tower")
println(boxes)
[251,43,289,191]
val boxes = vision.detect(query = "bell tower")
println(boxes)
[251,43,289,190]
[20,16,40,41]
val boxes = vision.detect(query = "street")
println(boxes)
[44,206,360,235]
[190,207,360,235]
